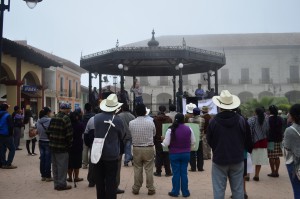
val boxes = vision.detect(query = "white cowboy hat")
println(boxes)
[146,107,150,115]
[212,90,240,110]
[186,103,197,113]
[100,94,123,112]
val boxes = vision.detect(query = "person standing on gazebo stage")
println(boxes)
[130,81,143,105]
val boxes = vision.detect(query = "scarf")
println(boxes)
[248,116,269,144]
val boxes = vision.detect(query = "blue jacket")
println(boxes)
[0,111,13,136]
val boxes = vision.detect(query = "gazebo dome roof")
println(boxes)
[147,29,159,47]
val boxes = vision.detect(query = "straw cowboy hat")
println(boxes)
[186,103,197,113]
[212,90,240,110]
[100,94,123,112]
[201,106,209,113]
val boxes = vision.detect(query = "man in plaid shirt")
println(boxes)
[129,104,156,195]
[46,103,73,191]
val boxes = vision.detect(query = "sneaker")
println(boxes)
[67,178,73,182]
[165,173,173,177]
[56,185,72,191]
[168,192,179,197]
[4,165,17,169]
[31,153,37,156]
[153,172,161,177]
[148,190,156,195]
[116,188,125,194]
[45,177,53,182]
[41,177,46,181]
[189,169,196,172]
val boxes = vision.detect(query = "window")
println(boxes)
[240,68,251,84]
[220,69,229,84]
[76,81,79,99]
[261,68,271,84]
[289,65,299,83]
[60,77,64,96]
[160,76,168,85]
[69,79,72,97]
[183,75,189,85]
[140,77,149,86]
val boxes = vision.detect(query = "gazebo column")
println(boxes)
[207,71,211,91]
[172,75,176,105]
[214,68,218,95]
[99,74,102,99]
[88,71,92,103]
[133,75,136,111]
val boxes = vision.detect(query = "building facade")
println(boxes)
[122,33,300,112]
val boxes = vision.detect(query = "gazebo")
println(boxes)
[80,30,226,111]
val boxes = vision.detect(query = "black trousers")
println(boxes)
[94,159,118,199]
[189,140,204,171]
[155,142,172,174]
[87,148,95,185]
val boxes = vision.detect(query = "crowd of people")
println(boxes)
[0,88,300,199]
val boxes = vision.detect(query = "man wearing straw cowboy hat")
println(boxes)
[90,94,125,199]
[207,90,247,199]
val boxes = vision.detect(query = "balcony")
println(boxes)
[60,89,68,97]
[239,79,252,84]
[259,78,273,84]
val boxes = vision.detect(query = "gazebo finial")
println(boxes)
[116,39,119,48]
[148,29,159,47]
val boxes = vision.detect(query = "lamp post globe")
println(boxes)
[178,63,184,68]
[24,0,42,9]
[118,63,123,70]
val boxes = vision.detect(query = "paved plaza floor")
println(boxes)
[0,142,293,199]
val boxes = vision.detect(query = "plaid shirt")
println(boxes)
[129,116,156,147]
[46,112,73,153]
[188,115,205,136]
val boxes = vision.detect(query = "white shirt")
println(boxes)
[162,127,196,149]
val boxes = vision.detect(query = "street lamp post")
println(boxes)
[118,64,124,94]
[113,76,117,93]
[178,63,184,113]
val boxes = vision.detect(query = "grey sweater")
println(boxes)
[37,116,51,141]
[94,112,125,161]
[118,111,135,140]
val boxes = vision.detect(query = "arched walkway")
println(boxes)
[22,71,41,86]
[258,91,273,99]
[0,63,15,102]
[285,90,300,103]
[238,91,253,103]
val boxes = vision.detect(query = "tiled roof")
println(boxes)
[125,32,300,49]
[15,40,87,74]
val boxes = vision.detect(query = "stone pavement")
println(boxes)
[0,142,293,199]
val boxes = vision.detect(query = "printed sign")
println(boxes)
[23,85,37,92]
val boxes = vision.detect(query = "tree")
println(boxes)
[240,96,290,117]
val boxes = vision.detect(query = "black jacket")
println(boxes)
[207,111,247,165]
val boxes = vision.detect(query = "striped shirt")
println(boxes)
[129,116,156,147]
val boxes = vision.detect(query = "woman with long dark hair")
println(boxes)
[23,108,37,156]
[282,104,300,198]
[248,107,269,181]
[162,113,196,197]
[267,105,284,177]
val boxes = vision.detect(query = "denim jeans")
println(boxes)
[124,139,132,164]
[135,96,143,105]
[52,152,69,189]
[211,161,244,199]
[286,163,300,199]
[0,136,15,166]
[39,141,51,178]
[169,152,190,197]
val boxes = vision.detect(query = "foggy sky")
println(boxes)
[4,0,300,87]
